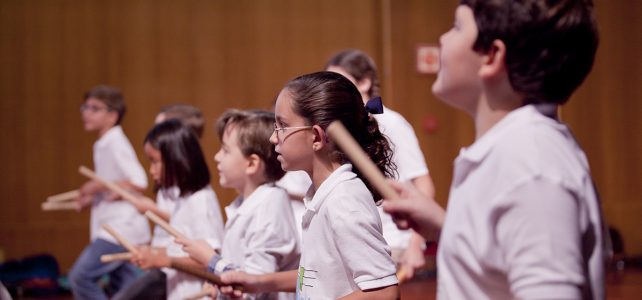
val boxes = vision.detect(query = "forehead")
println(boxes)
[85,97,107,106]
[274,88,300,123]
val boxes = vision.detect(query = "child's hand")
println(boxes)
[75,180,103,210]
[131,246,170,269]
[382,180,446,240]
[203,282,217,298]
[79,180,103,197]
[397,243,426,282]
[75,194,93,211]
[174,238,215,266]
[220,271,257,298]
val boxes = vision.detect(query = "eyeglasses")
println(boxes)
[80,104,112,113]
[273,123,312,141]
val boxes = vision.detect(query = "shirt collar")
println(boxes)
[452,104,558,186]
[225,183,274,218]
[458,104,558,164]
[303,164,357,214]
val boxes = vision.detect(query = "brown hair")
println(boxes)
[461,0,599,104]
[285,71,396,202]
[216,109,285,182]
[325,49,380,99]
[159,104,205,138]
[84,85,126,125]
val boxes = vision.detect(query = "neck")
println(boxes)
[240,175,268,199]
[309,153,342,191]
[473,84,522,140]
[97,125,115,138]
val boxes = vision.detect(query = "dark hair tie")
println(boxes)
[365,96,384,114]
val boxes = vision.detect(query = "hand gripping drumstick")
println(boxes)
[144,211,187,240]
[46,189,80,203]
[78,165,140,205]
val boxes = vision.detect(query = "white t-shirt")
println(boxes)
[297,164,397,299]
[222,183,300,300]
[276,171,312,242]
[375,107,429,248]
[91,125,150,245]
[161,185,225,300]
[437,104,605,300]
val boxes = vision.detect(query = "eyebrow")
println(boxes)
[275,115,289,125]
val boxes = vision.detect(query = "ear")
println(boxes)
[479,39,507,79]
[356,77,372,97]
[245,153,263,176]
[310,124,328,152]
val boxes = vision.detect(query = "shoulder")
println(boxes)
[183,186,219,209]
[252,185,292,213]
[489,117,589,190]
[322,178,377,217]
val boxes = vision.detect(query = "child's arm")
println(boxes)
[75,180,104,209]
[338,285,399,300]
[131,245,170,269]
[218,269,298,297]
[130,196,170,221]
[382,180,444,241]
[115,180,146,194]
[175,238,217,267]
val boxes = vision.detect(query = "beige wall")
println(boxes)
[0,0,640,272]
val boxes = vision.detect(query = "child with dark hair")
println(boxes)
[70,85,150,300]
[217,72,399,299]
[177,109,300,300]
[383,0,605,299]
[326,49,435,279]
[120,120,224,300]
[155,104,205,139]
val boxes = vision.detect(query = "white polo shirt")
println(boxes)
[276,171,312,242]
[91,125,150,245]
[297,164,398,299]
[162,185,225,300]
[222,183,300,300]
[437,104,605,300]
[375,107,430,249]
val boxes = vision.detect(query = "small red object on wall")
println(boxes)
[416,44,440,74]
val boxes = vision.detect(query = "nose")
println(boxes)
[269,130,278,145]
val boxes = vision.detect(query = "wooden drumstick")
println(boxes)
[170,258,226,286]
[326,121,400,201]
[144,211,187,240]
[102,224,139,254]
[100,252,133,263]
[78,165,140,205]
[41,201,79,211]
[46,189,80,203]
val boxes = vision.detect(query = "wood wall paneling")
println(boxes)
[0,0,640,273]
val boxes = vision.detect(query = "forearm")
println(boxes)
[339,285,399,300]
[411,174,435,198]
[255,270,298,293]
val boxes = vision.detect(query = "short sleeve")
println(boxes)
[331,197,398,290]
[496,178,586,299]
